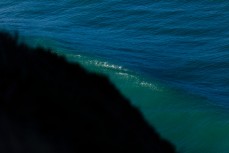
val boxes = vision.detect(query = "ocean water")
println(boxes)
[0,1,229,152]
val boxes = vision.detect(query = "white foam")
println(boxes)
[64,52,162,92]
[140,81,162,91]
[89,60,125,71]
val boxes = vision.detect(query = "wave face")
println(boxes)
[0,1,229,153]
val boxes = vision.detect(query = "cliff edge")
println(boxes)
[0,32,176,153]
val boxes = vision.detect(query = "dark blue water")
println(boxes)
[1,1,229,152]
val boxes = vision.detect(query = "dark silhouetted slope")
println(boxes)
[0,32,176,153]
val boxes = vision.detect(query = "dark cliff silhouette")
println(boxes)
[0,32,176,153]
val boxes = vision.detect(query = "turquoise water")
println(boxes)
[0,1,229,152]
[65,53,229,153]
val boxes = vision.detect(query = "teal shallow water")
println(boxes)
[63,52,229,153]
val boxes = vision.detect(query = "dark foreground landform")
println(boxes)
[0,32,176,153]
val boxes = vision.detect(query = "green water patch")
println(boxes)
[62,52,229,153]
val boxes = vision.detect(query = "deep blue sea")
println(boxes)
[0,1,229,152]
